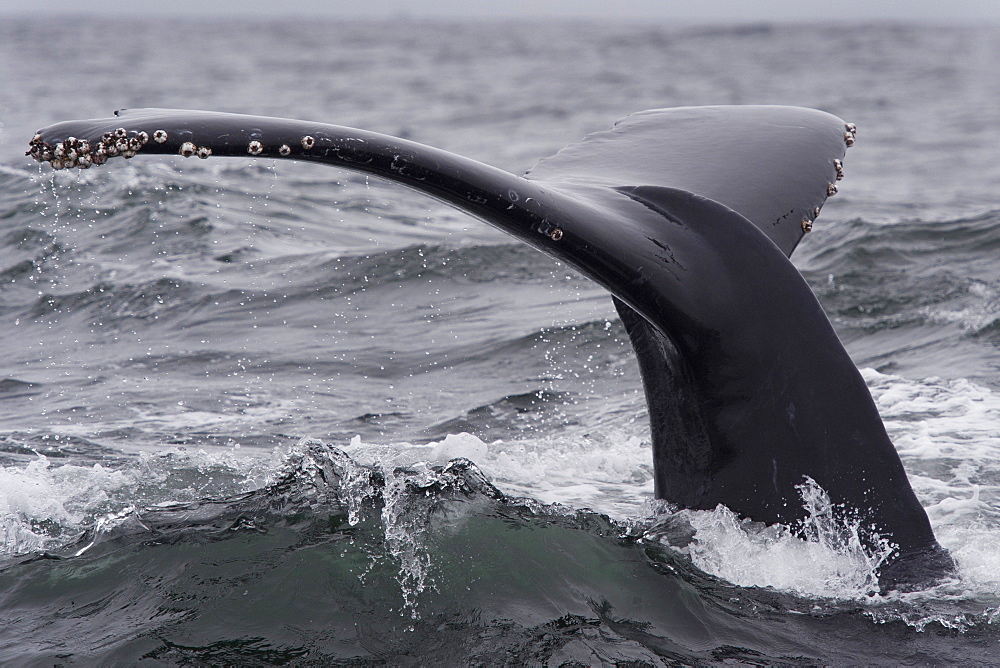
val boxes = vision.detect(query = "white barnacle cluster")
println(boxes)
[844,122,857,147]
[801,205,824,233]
[26,127,152,170]
[178,141,212,159]
[833,158,845,181]
[803,127,854,234]
[826,124,856,196]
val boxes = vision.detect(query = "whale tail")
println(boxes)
[28,105,953,588]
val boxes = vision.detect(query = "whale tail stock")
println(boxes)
[28,105,954,588]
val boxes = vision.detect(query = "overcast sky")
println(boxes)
[4,0,1000,23]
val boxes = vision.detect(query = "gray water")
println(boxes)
[1,17,999,664]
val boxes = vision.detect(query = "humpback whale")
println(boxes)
[27,106,954,589]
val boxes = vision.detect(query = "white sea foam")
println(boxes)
[863,369,1000,586]
[0,445,278,557]
[675,506,884,598]
[0,454,130,554]
[866,369,1000,460]
[340,427,655,519]
[3,368,997,606]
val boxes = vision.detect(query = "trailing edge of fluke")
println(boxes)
[28,106,954,589]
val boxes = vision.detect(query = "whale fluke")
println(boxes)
[526,105,848,255]
[28,106,953,589]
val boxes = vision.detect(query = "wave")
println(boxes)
[1,440,998,664]
[792,213,1000,380]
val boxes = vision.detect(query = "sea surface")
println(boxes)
[1,16,999,665]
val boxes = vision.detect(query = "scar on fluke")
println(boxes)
[28,106,954,590]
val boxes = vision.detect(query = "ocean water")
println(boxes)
[1,16,999,664]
